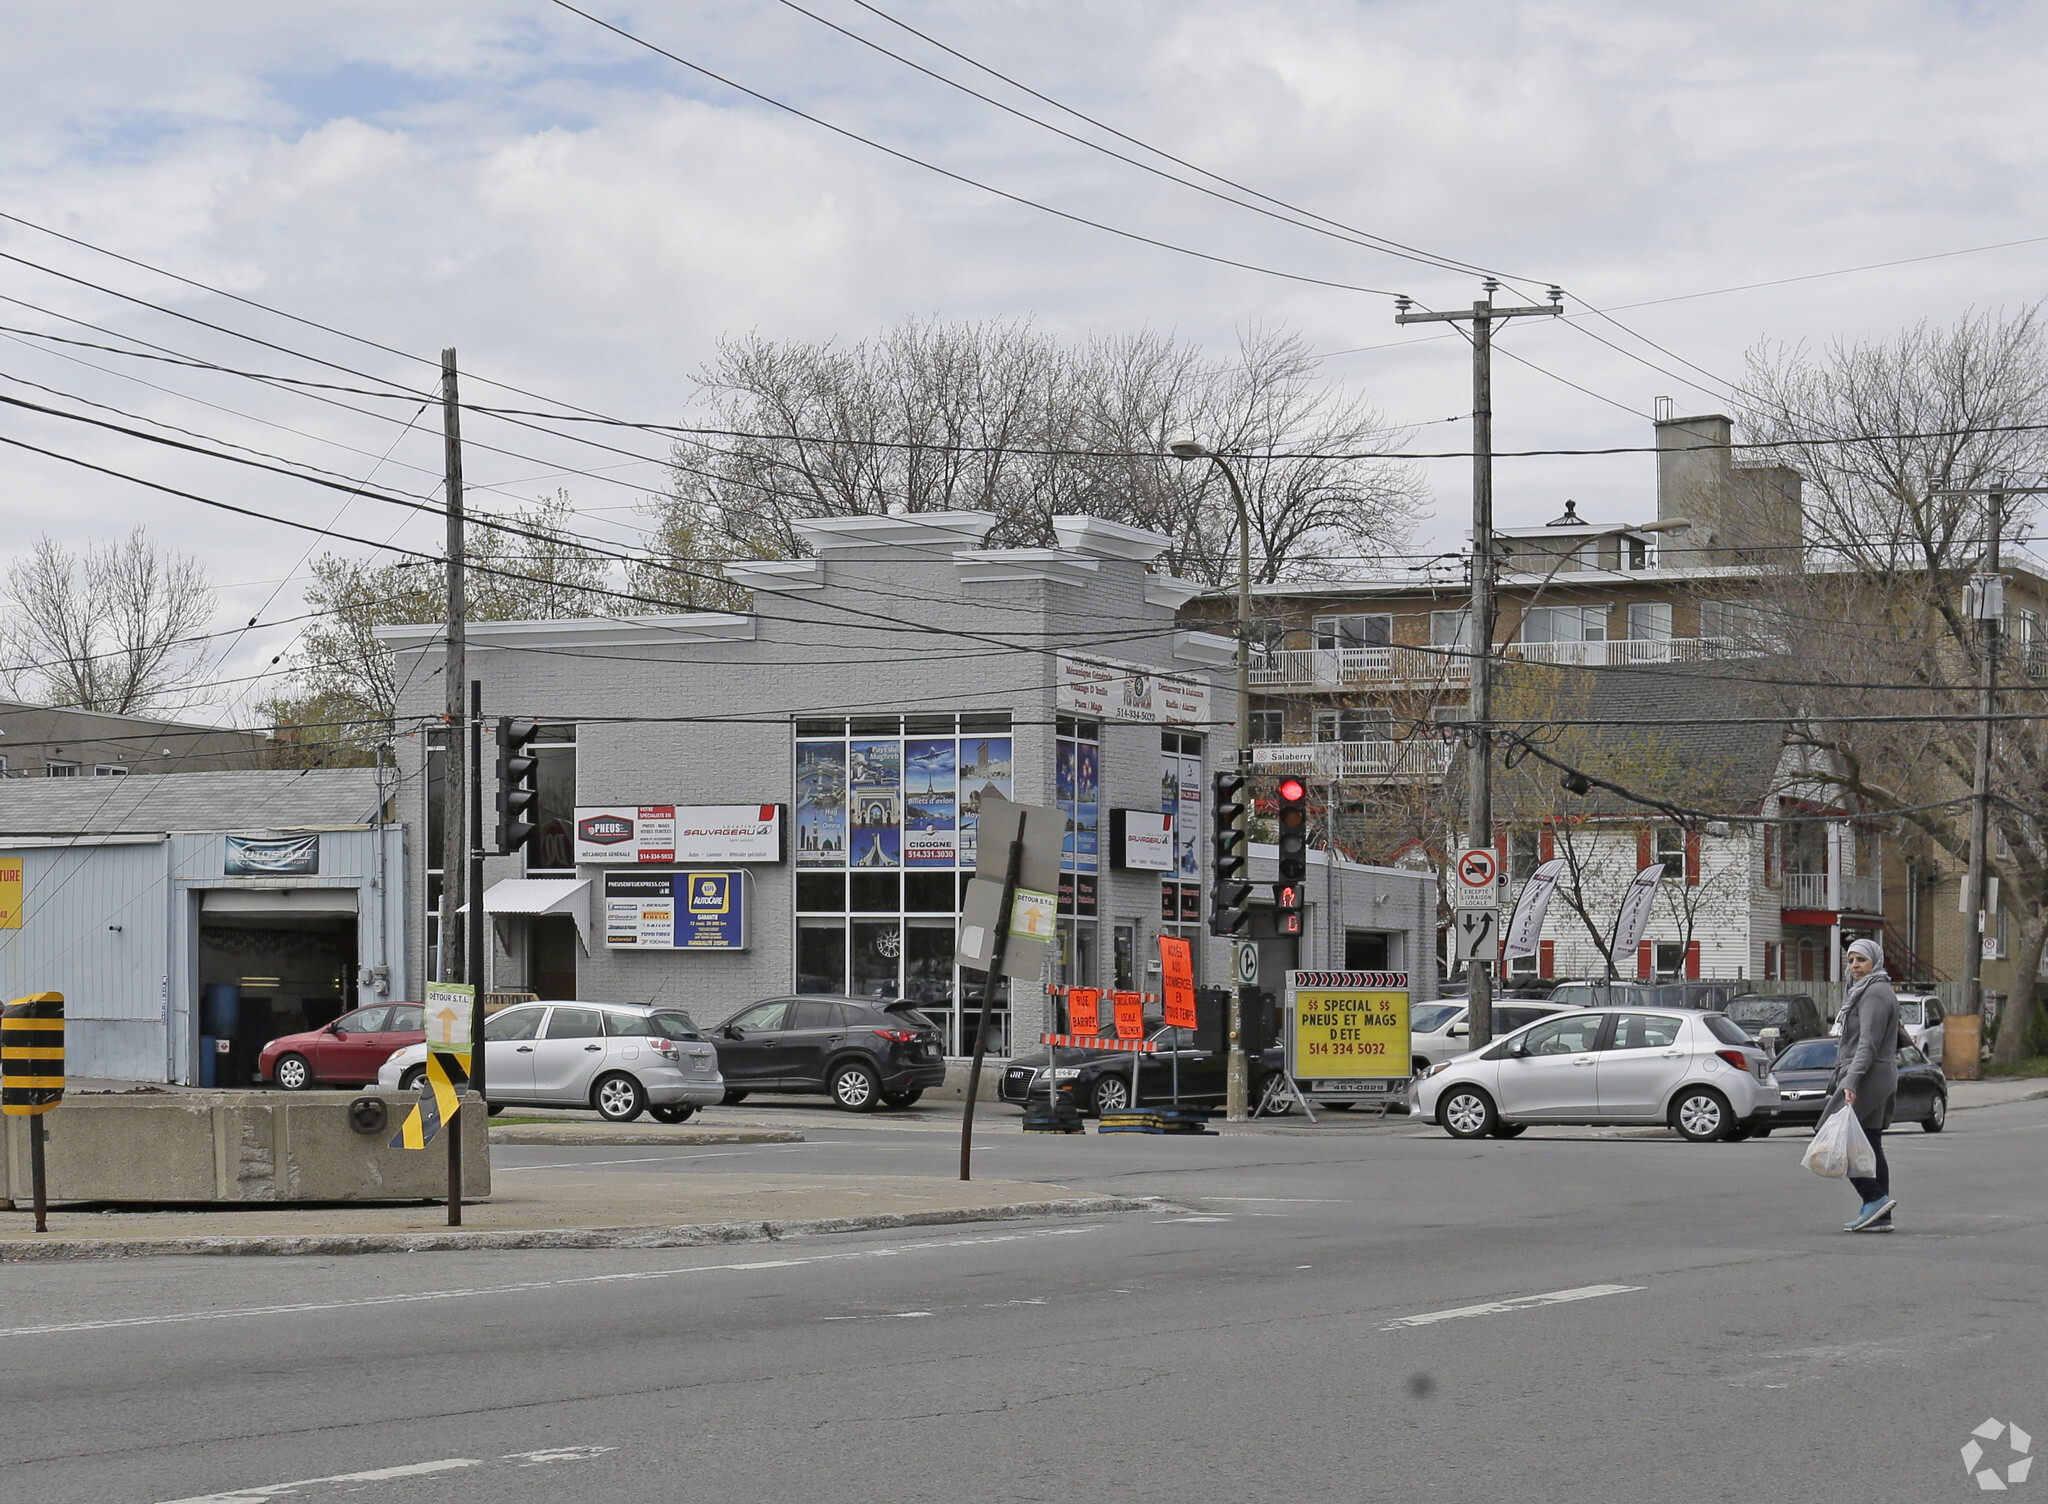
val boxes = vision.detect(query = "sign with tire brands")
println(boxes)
[1284,971,1410,1095]
[603,870,749,949]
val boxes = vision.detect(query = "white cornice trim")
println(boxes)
[375,614,758,652]
[952,549,1100,588]
[1143,574,1203,610]
[792,511,998,556]
[1051,515,1173,562]
[1172,630,1236,668]
[723,558,826,593]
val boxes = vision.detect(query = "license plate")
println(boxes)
[1313,1079,1390,1094]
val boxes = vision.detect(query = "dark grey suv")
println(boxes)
[714,996,947,1110]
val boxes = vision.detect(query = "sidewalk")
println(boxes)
[1949,1077,2048,1110]
[0,1169,1147,1260]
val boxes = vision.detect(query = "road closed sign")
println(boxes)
[1285,971,1410,1091]
[1454,846,1499,906]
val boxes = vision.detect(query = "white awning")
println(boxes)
[475,878,590,952]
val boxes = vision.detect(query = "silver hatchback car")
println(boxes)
[378,1000,724,1123]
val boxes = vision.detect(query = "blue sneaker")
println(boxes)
[1847,1196,1897,1232]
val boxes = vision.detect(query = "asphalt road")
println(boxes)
[6,1096,2047,1503]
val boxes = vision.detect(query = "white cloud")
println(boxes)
[4,0,2048,716]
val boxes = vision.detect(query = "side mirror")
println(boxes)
[724,1025,744,1040]
[1447,1024,1468,1038]
[326,1021,344,1035]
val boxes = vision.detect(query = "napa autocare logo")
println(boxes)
[578,815,634,846]
[1963,1418,2033,1491]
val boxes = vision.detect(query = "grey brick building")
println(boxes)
[382,511,1434,1057]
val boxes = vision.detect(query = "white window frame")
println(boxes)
[1312,613,1391,650]
[1626,602,1673,641]
[94,763,130,776]
[44,760,80,777]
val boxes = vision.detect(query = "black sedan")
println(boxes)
[1763,1036,1948,1134]
[1003,1027,1259,1116]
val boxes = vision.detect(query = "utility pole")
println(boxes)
[439,349,466,984]
[1396,282,1561,1047]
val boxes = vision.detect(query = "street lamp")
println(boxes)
[1169,438,1252,1121]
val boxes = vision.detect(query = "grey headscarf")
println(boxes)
[1841,937,1888,1023]
[1846,937,1884,970]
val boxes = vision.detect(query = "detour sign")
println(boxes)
[1286,970,1410,1080]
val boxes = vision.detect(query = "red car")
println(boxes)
[259,1004,426,1090]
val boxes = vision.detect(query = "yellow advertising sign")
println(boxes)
[1287,971,1410,1080]
[0,861,21,929]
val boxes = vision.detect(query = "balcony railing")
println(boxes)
[1783,871,1882,913]
[1247,635,1747,687]
[1251,739,1454,782]
[1504,636,1742,668]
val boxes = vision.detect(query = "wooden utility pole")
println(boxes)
[439,348,466,984]
[1396,282,1561,1046]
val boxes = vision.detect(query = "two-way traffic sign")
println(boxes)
[1454,907,1500,962]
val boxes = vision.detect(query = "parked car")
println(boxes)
[1410,1000,1574,1078]
[260,1003,426,1090]
[378,1001,723,1123]
[713,995,946,1110]
[1003,1026,1265,1116]
[1827,992,1946,1060]
[1722,993,1830,1053]
[1414,1008,1780,1142]
[1546,979,1755,1011]
[1764,1035,1948,1134]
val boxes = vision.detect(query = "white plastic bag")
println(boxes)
[1802,1104,1877,1179]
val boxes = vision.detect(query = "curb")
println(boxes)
[487,1128,804,1145]
[1950,1086,2048,1111]
[0,1195,1154,1262]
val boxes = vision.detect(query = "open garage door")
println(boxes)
[198,888,361,1086]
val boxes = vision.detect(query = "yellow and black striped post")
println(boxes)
[390,1050,468,1151]
[3,992,64,1232]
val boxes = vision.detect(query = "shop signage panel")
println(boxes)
[1055,653,1211,725]
[603,870,748,950]
[225,835,319,876]
[1111,809,1174,871]
[0,861,22,930]
[1285,971,1411,1086]
[576,806,783,865]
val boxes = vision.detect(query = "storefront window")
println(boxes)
[528,725,576,875]
[1160,730,1205,983]
[793,713,1011,1050]
[1055,718,1100,988]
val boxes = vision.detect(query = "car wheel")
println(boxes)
[273,1053,314,1091]
[649,1104,696,1124]
[720,1090,749,1106]
[881,1089,923,1108]
[1671,1087,1733,1142]
[831,1063,882,1111]
[398,1065,425,1093]
[1489,1122,1526,1139]
[593,1073,647,1123]
[1724,1124,1754,1143]
[1091,1074,1132,1116]
[1439,1086,1497,1139]
[486,1102,505,1117]
[1253,1073,1293,1117]
[1922,1093,1947,1133]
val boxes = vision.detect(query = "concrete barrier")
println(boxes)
[1,1091,490,1204]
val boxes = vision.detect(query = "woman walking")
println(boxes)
[1832,937,1901,1232]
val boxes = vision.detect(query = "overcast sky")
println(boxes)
[4,0,2045,720]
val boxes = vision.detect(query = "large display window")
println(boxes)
[794,713,1011,1053]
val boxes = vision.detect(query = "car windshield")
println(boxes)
[1775,1038,1840,1071]
[1727,998,1793,1029]
[1412,1003,1462,1033]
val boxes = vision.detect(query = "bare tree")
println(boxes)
[2,529,216,714]
[1738,306,2048,1062]
[649,318,1422,587]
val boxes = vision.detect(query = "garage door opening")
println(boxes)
[198,889,360,1086]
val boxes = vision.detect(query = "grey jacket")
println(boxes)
[1830,969,1900,1131]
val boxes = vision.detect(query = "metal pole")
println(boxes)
[1465,290,1497,1047]
[1962,488,2002,1048]
[960,815,1027,1181]
[439,349,467,987]
[30,1119,47,1233]
[1222,455,1252,1122]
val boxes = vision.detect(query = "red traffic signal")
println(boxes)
[1277,776,1307,803]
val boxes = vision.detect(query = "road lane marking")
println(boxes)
[819,1311,932,1320]
[0,1227,1100,1339]
[156,1447,612,1503]
[1381,1283,1643,1331]
[495,1153,742,1170]
[1205,1197,1348,1203]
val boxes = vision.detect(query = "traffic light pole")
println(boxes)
[1396,283,1561,1048]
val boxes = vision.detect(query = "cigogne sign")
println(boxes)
[575,805,784,865]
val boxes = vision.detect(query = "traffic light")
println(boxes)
[1210,769,1251,936]
[495,718,541,854]
[1273,776,1309,936]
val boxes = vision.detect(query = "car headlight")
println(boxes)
[1425,1061,1452,1079]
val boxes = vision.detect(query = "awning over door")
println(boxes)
[478,878,590,952]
